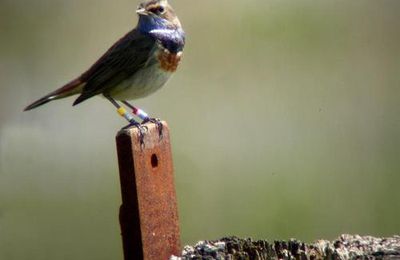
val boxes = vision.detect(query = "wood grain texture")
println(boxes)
[176,235,400,260]
[116,122,180,260]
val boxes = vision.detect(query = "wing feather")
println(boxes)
[73,29,155,105]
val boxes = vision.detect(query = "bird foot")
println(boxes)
[142,117,163,139]
[122,119,148,147]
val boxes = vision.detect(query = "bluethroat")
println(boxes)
[24,0,185,134]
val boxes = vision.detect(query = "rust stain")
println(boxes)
[158,50,182,72]
[116,122,181,260]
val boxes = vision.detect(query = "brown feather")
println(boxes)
[24,78,84,111]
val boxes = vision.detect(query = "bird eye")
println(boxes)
[149,6,165,15]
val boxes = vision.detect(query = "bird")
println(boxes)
[24,0,185,133]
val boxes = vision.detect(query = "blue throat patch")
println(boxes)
[138,16,185,53]
[148,28,185,53]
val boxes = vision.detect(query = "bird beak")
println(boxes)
[136,8,148,16]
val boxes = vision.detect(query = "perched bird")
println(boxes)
[24,0,185,131]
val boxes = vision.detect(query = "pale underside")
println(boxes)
[108,52,173,101]
[78,48,182,101]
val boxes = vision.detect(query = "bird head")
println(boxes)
[136,0,182,32]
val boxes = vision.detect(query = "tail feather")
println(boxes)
[24,95,56,111]
[24,79,84,111]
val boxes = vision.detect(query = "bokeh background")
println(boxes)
[1,0,399,259]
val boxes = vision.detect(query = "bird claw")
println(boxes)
[122,119,148,147]
[147,118,163,140]
[142,117,163,140]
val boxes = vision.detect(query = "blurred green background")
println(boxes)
[1,0,399,259]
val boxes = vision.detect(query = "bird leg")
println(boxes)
[122,100,163,139]
[105,96,147,145]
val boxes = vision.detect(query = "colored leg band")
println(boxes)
[132,107,149,121]
[117,107,134,122]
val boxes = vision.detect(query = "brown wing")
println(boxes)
[73,29,156,105]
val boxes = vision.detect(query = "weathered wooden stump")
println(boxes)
[176,234,400,260]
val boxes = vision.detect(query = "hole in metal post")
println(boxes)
[151,154,158,168]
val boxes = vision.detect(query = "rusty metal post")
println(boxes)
[116,122,180,260]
